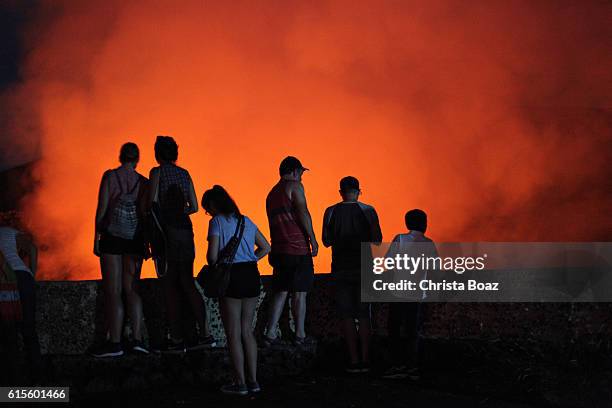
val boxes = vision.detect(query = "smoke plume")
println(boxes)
[3,0,611,279]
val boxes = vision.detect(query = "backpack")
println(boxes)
[106,171,141,240]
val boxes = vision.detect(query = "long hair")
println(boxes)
[201,185,241,217]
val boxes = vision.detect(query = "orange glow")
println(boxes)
[9,1,611,280]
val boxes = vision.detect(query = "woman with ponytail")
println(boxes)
[202,185,271,395]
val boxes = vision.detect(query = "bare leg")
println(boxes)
[291,291,307,338]
[358,317,371,363]
[122,255,144,341]
[220,297,245,385]
[100,254,123,343]
[265,291,288,339]
[241,297,259,383]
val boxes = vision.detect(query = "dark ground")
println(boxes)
[68,373,536,408]
[6,336,612,408]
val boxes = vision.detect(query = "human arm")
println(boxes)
[254,228,271,260]
[186,174,198,215]
[147,167,160,210]
[206,235,220,265]
[94,171,111,256]
[369,208,383,245]
[206,218,220,265]
[17,232,37,275]
[321,206,333,248]
[291,182,318,256]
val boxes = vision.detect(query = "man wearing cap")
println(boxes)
[322,176,382,373]
[264,156,318,346]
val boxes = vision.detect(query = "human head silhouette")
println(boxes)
[154,135,178,164]
[119,142,139,168]
[201,185,241,217]
[339,176,360,202]
[279,156,308,181]
[405,209,427,233]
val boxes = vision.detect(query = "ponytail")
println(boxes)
[201,185,241,216]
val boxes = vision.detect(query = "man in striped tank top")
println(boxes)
[264,156,318,346]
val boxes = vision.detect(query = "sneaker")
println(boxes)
[359,362,371,373]
[382,365,420,380]
[90,342,124,358]
[406,367,420,381]
[154,340,185,354]
[246,381,261,393]
[345,363,361,374]
[293,335,315,347]
[261,335,283,348]
[186,334,216,351]
[131,340,150,355]
[220,383,248,396]
[381,365,408,379]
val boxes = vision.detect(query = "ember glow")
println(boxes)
[4,1,611,279]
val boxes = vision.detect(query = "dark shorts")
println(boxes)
[334,271,370,319]
[270,253,314,292]
[100,232,145,256]
[224,262,261,299]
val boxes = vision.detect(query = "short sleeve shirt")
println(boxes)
[207,214,258,263]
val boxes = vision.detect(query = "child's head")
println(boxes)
[405,209,427,233]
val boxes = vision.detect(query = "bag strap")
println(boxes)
[227,215,245,266]
[113,170,141,196]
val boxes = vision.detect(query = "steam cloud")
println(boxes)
[2,0,611,279]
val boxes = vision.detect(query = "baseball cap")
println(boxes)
[279,156,309,176]
[340,176,360,192]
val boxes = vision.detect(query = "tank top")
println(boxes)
[108,165,142,202]
[158,164,193,229]
[266,181,310,255]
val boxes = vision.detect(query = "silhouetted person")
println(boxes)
[148,136,214,352]
[202,185,271,395]
[264,156,318,346]
[383,209,434,380]
[322,176,382,373]
[92,143,149,357]
[0,212,41,384]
